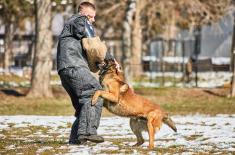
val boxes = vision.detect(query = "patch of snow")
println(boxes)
[139,71,232,88]
[143,56,189,64]
[162,57,188,64]
[5,144,16,150]
[0,115,234,154]
[211,57,230,65]
[0,134,5,138]
[36,146,53,154]
[143,56,231,65]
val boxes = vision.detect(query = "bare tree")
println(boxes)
[141,0,232,41]
[95,0,126,44]
[27,0,53,98]
[96,0,144,80]
[131,0,146,77]
[3,22,14,74]
[122,0,136,84]
[0,0,31,74]
[72,0,82,13]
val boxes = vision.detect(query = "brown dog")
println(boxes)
[92,59,177,149]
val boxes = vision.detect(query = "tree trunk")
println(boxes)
[162,10,178,55]
[131,0,145,77]
[73,0,82,13]
[232,55,235,96]
[231,13,235,97]
[3,23,14,74]
[122,0,136,85]
[27,0,53,98]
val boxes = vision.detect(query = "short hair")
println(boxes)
[78,1,96,12]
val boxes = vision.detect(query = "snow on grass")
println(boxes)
[0,115,234,154]
[141,72,232,88]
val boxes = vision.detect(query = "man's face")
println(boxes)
[80,7,96,23]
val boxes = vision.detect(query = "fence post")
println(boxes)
[194,26,201,87]
[231,11,235,97]
[161,39,165,86]
[173,39,177,86]
[182,40,186,86]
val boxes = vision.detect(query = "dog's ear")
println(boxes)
[114,59,122,72]
[120,83,129,93]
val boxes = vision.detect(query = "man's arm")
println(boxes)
[71,16,95,39]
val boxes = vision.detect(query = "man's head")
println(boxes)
[78,1,96,23]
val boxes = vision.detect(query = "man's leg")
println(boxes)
[69,118,79,144]
[77,68,104,142]
[78,89,103,136]
[59,68,87,144]
[59,67,104,143]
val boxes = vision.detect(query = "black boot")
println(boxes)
[69,139,87,145]
[77,134,104,143]
[86,135,104,143]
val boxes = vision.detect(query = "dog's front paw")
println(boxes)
[91,96,98,106]
[91,92,100,106]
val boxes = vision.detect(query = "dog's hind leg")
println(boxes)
[147,111,163,149]
[147,112,156,149]
[130,118,145,146]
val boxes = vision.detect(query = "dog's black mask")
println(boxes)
[98,59,116,76]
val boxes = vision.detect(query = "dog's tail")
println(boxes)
[163,114,177,132]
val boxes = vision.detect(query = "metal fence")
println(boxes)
[135,12,234,88]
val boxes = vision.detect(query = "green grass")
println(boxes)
[0,74,60,84]
[0,96,74,116]
[0,86,234,116]
[0,74,29,83]
[134,87,235,115]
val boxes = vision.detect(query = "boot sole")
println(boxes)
[86,137,104,143]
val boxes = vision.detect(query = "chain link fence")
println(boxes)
[132,12,234,88]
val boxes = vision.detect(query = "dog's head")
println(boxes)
[98,59,122,76]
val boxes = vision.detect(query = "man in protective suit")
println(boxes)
[57,1,113,144]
